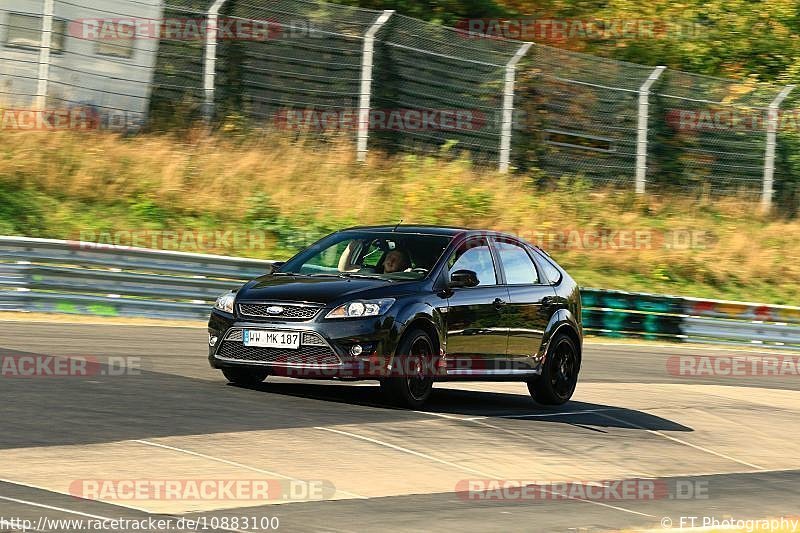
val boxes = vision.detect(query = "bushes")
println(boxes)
[0,129,798,303]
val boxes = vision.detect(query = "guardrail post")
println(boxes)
[203,0,229,121]
[34,0,55,110]
[762,84,795,211]
[356,10,393,163]
[498,42,532,173]
[634,66,666,194]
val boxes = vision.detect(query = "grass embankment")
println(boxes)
[0,129,798,304]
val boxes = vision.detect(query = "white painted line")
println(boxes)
[467,408,621,421]
[595,412,766,471]
[688,409,774,440]
[0,495,114,521]
[411,408,621,423]
[410,410,475,421]
[133,439,367,500]
[412,408,656,477]
[0,477,154,514]
[315,426,655,518]
[464,418,656,479]
[315,426,497,478]
[0,480,252,533]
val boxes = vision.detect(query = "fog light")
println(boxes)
[209,334,218,347]
[350,344,363,356]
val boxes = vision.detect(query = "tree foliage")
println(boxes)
[338,0,800,84]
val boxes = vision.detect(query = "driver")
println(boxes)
[383,249,411,273]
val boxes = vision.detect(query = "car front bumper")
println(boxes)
[207,309,407,379]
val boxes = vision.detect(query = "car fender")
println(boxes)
[390,300,447,358]
[539,308,582,361]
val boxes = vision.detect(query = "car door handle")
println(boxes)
[493,298,506,310]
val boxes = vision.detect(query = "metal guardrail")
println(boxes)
[1,236,799,349]
[0,237,272,319]
[582,289,800,349]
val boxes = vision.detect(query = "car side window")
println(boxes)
[534,250,562,285]
[495,240,539,285]
[447,238,496,286]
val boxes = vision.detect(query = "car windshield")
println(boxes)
[278,231,453,281]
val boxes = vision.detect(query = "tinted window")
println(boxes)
[495,240,539,284]
[535,251,562,284]
[448,238,496,286]
[279,231,451,280]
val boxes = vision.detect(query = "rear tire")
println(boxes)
[222,366,269,386]
[527,332,580,405]
[380,329,435,409]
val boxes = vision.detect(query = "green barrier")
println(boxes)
[582,309,683,337]
[581,289,683,315]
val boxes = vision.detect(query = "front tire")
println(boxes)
[380,329,435,409]
[527,332,580,405]
[222,366,269,386]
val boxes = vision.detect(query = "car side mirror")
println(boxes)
[265,261,285,274]
[449,269,479,288]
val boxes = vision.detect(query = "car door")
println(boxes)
[444,237,510,374]
[492,237,557,370]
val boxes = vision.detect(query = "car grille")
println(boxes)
[238,302,322,320]
[217,329,340,366]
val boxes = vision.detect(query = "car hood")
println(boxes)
[237,274,397,305]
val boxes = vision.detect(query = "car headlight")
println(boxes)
[325,298,395,319]
[214,291,236,314]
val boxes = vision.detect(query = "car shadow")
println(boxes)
[0,346,689,451]
[248,380,692,432]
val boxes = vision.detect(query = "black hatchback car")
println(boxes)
[208,226,582,408]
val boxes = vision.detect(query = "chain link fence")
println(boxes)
[649,70,786,197]
[0,0,798,208]
[517,44,657,186]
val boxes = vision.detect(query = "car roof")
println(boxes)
[340,225,523,240]
[340,225,470,237]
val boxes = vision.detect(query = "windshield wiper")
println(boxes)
[338,273,393,282]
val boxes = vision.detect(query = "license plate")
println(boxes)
[242,329,301,349]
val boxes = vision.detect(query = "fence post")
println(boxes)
[34,0,55,110]
[498,42,532,173]
[634,66,666,194]
[762,84,795,211]
[356,10,393,162]
[203,0,229,121]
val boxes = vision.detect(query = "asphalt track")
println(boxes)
[1,322,799,532]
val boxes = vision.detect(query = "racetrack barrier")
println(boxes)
[1,236,798,349]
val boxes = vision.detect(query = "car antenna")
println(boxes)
[392,219,403,232]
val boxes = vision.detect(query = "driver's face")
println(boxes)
[383,251,406,273]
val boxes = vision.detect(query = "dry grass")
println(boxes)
[1,128,798,303]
